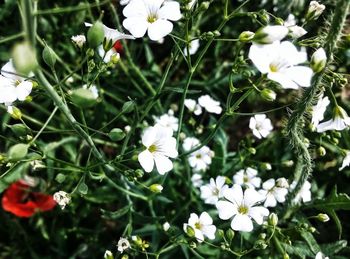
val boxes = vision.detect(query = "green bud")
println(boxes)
[317,146,326,156]
[9,124,30,137]
[259,12,270,25]
[213,30,221,37]
[108,128,126,141]
[55,173,66,183]
[317,213,330,222]
[135,169,144,178]
[268,213,278,226]
[8,143,29,161]
[217,229,225,238]
[259,233,267,240]
[198,2,210,11]
[104,250,114,259]
[87,21,104,48]
[70,88,97,108]
[275,18,284,25]
[12,41,38,75]
[309,227,316,233]
[248,147,256,155]
[149,184,163,193]
[225,229,235,241]
[121,255,128,259]
[239,31,255,42]
[42,44,57,68]
[87,59,95,73]
[185,225,195,237]
[189,241,197,248]
[86,48,95,57]
[122,101,135,113]
[282,160,294,167]
[283,253,290,259]
[260,88,276,102]
[261,162,272,171]
[254,240,268,249]
[110,53,120,64]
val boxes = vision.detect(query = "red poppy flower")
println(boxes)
[1,180,56,217]
[113,41,123,54]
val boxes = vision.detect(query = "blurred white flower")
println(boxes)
[163,221,170,231]
[117,237,130,253]
[311,95,330,127]
[183,212,216,242]
[122,0,182,41]
[188,146,214,172]
[82,84,99,99]
[184,39,200,56]
[138,124,178,174]
[154,110,179,131]
[317,106,350,132]
[258,178,289,207]
[291,180,312,204]
[233,167,261,189]
[315,251,329,259]
[198,95,222,114]
[85,22,134,44]
[53,191,71,210]
[183,137,200,151]
[71,35,86,48]
[253,25,288,44]
[339,151,350,171]
[288,26,307,39]
[249,41,313,89]
[249,114,273,139]
[217,184,269,232]
[184,99,202,115]
[191,173,203,187]
[306,1,326,21]
[200,176,228,205]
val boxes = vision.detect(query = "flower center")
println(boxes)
[269,63,279,72]
[196,153,202,159]
[194,222,202,230]
[148,144,157,153]
[212,187,219,196]
[243,175,249,183]
[238,205,249,215]
[147,14,158,23]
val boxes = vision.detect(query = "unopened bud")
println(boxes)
[7,106,22,120]
[309,227,316,233]
[261,162,272,171]
[198,2,210,11]
[283,253,290,259]
[185,225,195,237]
[8,143,29,161]
[248,147,256,155]
[226,229,235,241]
[306,1,325,22]
[310,48,327,73]
[135,169,144,178]
[12,41,38,75]
[254,240,268,249]
[268,213,278,226]
[149,184,163,193]
[163,222,170,231]
[87,21,104,48]
[317,146,326,156]
[260,88,276,102]
[239,31,255,42]
[104,250,114,259]
[42,44,57,68]
[317,213,330,222]
[275,18,284,25]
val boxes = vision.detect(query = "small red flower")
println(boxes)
[1,180,56,217]
[113,41,123,54]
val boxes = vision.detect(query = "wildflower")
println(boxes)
[71,35,86,48]
[1,180,56,217]
[183,212,216,242]
[184,39,200,56]
[290,180,312,204]
[315,252,329,259]
[122,0,182,41]
[233,167,261,189]
[163,222,170,231]
[316,106,350,132]
[154,110,179,132]
[53,191,71,209]
[288,25,307,39]
[249,114,273,139]
[191,173,203,187]
[306,1,326,21]
[339,151,350,171]
[198,95,222,114]
[311,95,330,127]
[200,176,228,205]
[310,48,327,73]
[138,124,178,174]
[188,146,214,172]
[184,99,202,115]
[258,178,289,207]
[183,137,200,151]
[253,25,288,44]
[216,184,269,232]
[117,237,130,253]
[249,41,313,89]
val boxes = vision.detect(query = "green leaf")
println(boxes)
[320,240,347,256]
[299,230,320,254]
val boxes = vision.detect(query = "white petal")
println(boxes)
[141,126,157,147]
[283,66,313,87]
[202,225,216,240]
[188,213,199,225]
[244,188,264,207]
[268,72,299,89]
[15,81,32,101]
[138,150,154,172]
[159,1,182,21]
[216,201,237,220]
[248,44,275,74]
[262,179,275,190]
[231,214,253,232]
[148,19,173,41]
[122,1,148,17]
[264,194,277,207]
[123,17,148,38]
[199,212,213,225]
[223,184,243,205]
[249,206,269,224]
[194,229,205,243]
[154,153,173,174]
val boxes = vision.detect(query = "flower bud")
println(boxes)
[306,1,325,22]
[254,240,268,250]
[12,41,38,75]
[87,21,104,48]
[317,213,330,222]
[308,227,316,233]
[135,169,144,178]
[260,88,276,102]
[259,233,267,240]
[149,184,163,193]
[163,222,170,231]
[122,101,135,113]
[110,53,120,64]
[217,229,225,238]
[108,128,126,141]
[7,106,22,120]
[253,26,288,44]
[185,225,195,237]
[311,48,327,73]
[42,44,57,68]
[239,31,255,42]
[317,146,326,156]
[198,2,210,11]
[276,178,289,188]
[261,162,272,171]
[283,253,290,259]
[8,143,29,161]
[104,250,114,259]
[9,124,30,137]
[248,147,256,155]
[225,229,235,241]
[268,213,278,227]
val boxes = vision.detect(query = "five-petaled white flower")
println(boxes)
[154,110,179,132]
[188,145,214,172]
[122,0,182,41]
[311,94,330,127]
[53,191,71,210]
[258,178,289,207]
[198,95,222,114]
[216,184,269,232]
[200,176,228,205]
[183,212,216,242]
[249,41,313,89]
[316,106,350,132]
[233,167,261,189]
[291,180,312,204]
[249,114,273,139]
[339,151,350,171]
[184,99,202,115]
[138,124,178,174]
[117,237,130,253]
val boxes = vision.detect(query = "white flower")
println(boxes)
[233,167,261,189]
[258,178,289,207]
[191,173,203,187]
[311,95,330,127]
[311,48,327,73]
[85,22,134,44]
[98,45,120,63]
[122,0,182,41]
[184,39,200,56]
[82,84,99,99]
[154,110,179,131]
[183,212,216,242]
[138,124,178,174]
[184,99,202,115]
[339,151,350,171]
[198,95,222,114]
[291,180,312,204]
[253,25,288,44]
[200,176,228,205]
[53,191,71,210]
[71,35,86,48]
[117,237,130,253]
[216,184,269,232]
[315,252,329,259]
[317,106,350,132]
[183,137,200,151]
[188,146,214,172]
[163,222,170,231]
[249,114,273,139]
[306,1,326,21]
[249,41,313,89]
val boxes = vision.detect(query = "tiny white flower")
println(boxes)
[154,110,179,131]
[311,48,327,73]
[317,106,350,132]
[191,173,203,187]
[188,146,214,172]
[249,114,273,139]
[233,167,261,189]
[291,180,312,204]
[249,41,313,89]
[183,212,216,242]
[163,222,170,231]
[311,95,330,127]
[184,39,200,56]
[198,95,222,114]
[117,237,130,253]
[82,84,99,99]
[217,184,269,232]
[315,251,329,259]
[306,1,326,21]
[253,25,289,44]
[138,124,178,174]
[200,176,228,205]
[339,151,350,171]
[71,35,86,48]
[258,178,289,207]
[98,45,120,63]
[122,0,182,41]
[85,22,134,44]
[184,99,202,115]
[53,191,71,210]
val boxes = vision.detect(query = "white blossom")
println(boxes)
[191,173,203,187]
[291,180,312,204]
[117,237,130,253]
[184,99,202,115]
[53,191,71,210]
[71,35,86,48]
[104,250,113,259]
[184,39,200,56]
[288,26,307,39]
[183,137,200,151]
[163,222,170,231]
[258,178,289,207]
[183,212,216,242]
[311,95,330,127]
[317,106,350,132]
[82,84,99,99]
[122,0,182,41]
[188,145,214,172]
[138,124,178,174]
[154,110,179,132]
[339,151,350,171]
[306,1,326,21]
[233,167,261,189]
[200,176,228,205]
[311,48,327,73]
[198,95,222,114]
[216,184,269,232]
[249,41,313,89]
[249,114,273,139]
